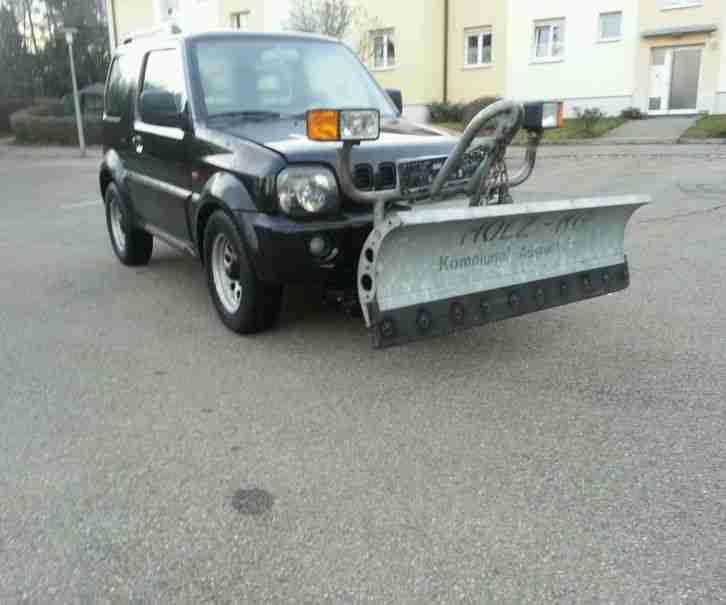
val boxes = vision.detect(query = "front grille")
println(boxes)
[377,162,397,190]
[352,162,397,192]
[353,164,373,190]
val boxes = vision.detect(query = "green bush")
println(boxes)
[620,107,645,120]
[26,99,71,118]
[573,107,605,137]
[427,101,465,123]
[10,104,103,145]
[462,96,501,127]
[0,97,32,131]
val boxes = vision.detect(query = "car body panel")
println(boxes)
[100,30,456,287]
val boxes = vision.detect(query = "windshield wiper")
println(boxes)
[208,110,301,122]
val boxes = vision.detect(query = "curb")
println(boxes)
[677,138,726,145]
[432,126,724,146]
[514,137,679,146]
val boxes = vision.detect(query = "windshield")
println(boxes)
[191,37,396,120]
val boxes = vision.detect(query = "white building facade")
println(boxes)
[108,0,726,117]
[107,0,290,47]
[505,0,726,117]
[505,0,639,116]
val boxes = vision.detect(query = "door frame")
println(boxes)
[648,44,704,116]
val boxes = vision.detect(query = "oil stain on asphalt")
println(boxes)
[230,486,274,515]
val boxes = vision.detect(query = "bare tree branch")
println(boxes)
[286,0,358,39]
[22,0,38,54]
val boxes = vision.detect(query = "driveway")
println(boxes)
[1,143,725,604]
[601,115,699,143]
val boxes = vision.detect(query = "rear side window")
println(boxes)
[140,49,185,113]
[105,54,138,118]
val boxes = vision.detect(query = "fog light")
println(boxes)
[308,235,331,258]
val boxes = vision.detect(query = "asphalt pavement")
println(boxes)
[1,143,725,604]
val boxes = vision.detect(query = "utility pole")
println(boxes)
[60,27,86,157]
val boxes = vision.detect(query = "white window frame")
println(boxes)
[661,0,703,10]
[598,11,622,43]
[532,18,565,63]
[371,29,395,71]
[231,10,250,30]
[464,27,493,68]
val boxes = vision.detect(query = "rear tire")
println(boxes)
[105,183,153,266]
[203,210,282,334]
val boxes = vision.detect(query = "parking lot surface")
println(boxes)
[1,143,725,604]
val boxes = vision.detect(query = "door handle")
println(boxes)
[132,134,144,154]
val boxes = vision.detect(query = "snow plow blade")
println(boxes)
[358,195,649,348]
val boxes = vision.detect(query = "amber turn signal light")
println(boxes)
[307,110,340,141]
[307,109,381,142]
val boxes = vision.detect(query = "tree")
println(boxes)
[42,0,110,96]
[352,9,381,62]
[286,0,357,39]
[0,3,33,97]
[22,0,39,54]
[285,0,381,63]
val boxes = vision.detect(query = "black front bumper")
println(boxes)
[236,210,373,286]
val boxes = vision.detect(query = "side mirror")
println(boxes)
[386,89,403,114]
[139,90,185,129]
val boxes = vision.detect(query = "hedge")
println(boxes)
[10,102,103,145]
[427,101,465,123]
[0,97,33,131]
[462,96,501,127]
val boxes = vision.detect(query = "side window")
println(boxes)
[140,49,185,116]
[105,54,137,118]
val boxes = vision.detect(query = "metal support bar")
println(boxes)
[337,100,543,224]
[430,100,523,200]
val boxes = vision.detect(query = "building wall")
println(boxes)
[111,0,291,43]
[506,0,638,116]
[362,0,445,108]
[113,0,156,43]
[639,0,722,31]
[178,0,220,32]
[636,0,723,113]
[446,0,507,103]
[218,0,290,31]
[108,0,726,116]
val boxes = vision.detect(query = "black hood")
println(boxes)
[217,117,459,167]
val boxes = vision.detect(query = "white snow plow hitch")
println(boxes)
[307,101,649,348]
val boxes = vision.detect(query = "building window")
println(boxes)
[599,12,622,41]
[661,0,703,9]
[371,29,395,69]
[464,27,492,66]
[231,11,250,30]
[533,18,565,61]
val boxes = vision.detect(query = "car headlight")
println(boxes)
[277,166,339,215]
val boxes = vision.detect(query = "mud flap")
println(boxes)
[358,195,649,348]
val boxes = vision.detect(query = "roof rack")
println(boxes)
[123,23,182,45]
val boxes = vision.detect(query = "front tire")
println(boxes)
[204,211,282,334]
[105,183,153,266]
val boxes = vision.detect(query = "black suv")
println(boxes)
[100,29,456,334]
